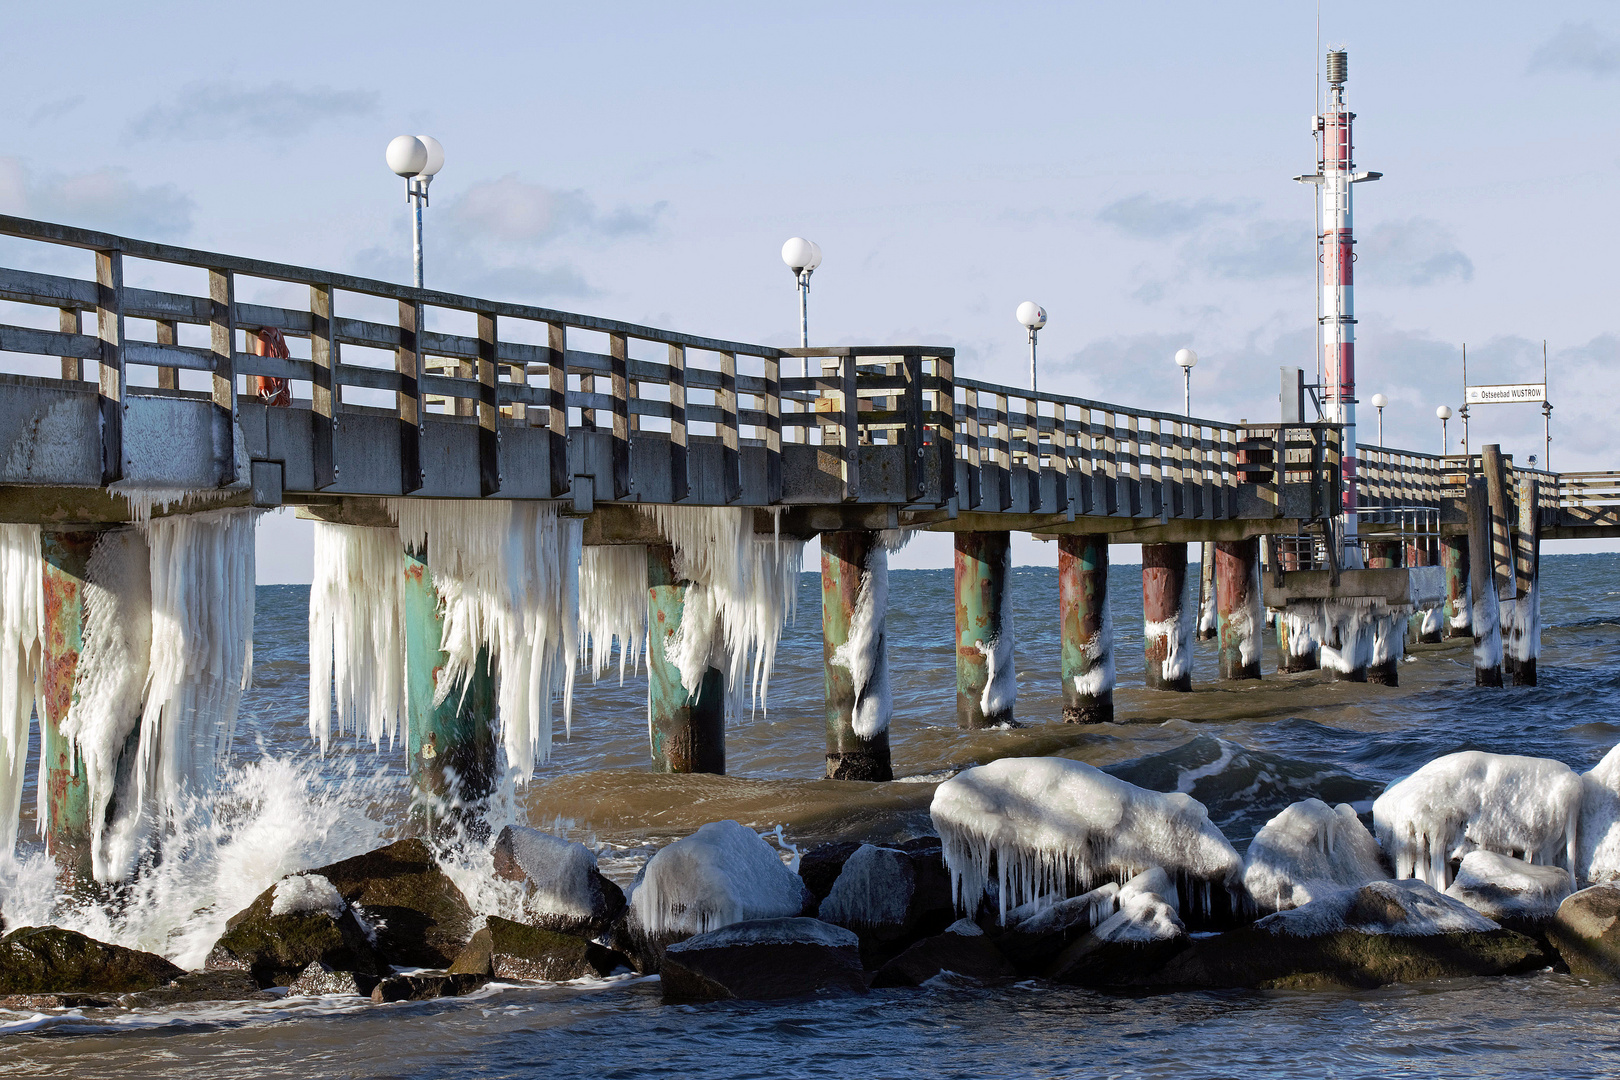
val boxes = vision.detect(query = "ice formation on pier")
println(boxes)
[1420,604,1443,638]
[1145,608,1195,683]
[1243,798,1389,913]
[627,819,810,937]
[0,524,43,851]
[1369,611,1405,669]
[57,529,152,879]
[1501,580,1540,667]
[1281,608,1322,664]
[1372,750,1582,889]
[111,509,259,880]
[637,506,804,717]
[307,522,405,753]
[1071,599,1115,698]
[578,544,648,684]
[930,756,1243,924]
[392,499,580,778]
[830,533,902,738]
[1472,578,1504,671]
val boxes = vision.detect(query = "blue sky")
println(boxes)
[3,2,1615,578]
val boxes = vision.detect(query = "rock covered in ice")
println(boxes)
[491,825,626,937]
[1046,869,1189,985]
[1007,881,1120,939]
[270,874,347,919]
[1244,798,1390,913]
[931,757,1242,924]
[660,917,866,1002]
[817,845,914,931]
[1445,850,1573,925]
[1372,751,1582,888]
[1093,868,1186,944]
[627,820,812,942]
[1257,879,1497,938]
[1578,743,1620,885]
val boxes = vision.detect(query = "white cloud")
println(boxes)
[1528,21,1620,78]
[1097,194,1248,239]
[129,81,377,140]
[1359,218,1474,287]
[443,175,665,247]
[0,156,192,238]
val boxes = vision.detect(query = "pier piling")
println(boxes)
[1142,543,1192,692]
[1465,479,1505,687]
[1215,539,1262,681]
[1504,479,1541,687]
[1197,542,1218,641]
[1442,535,1471,640]
[821,530,893,781]
[647,544,726,774]
[402,544,497,832]
[39,530,99,875]
[1058,534,1112,723]
[954,531,1014,728]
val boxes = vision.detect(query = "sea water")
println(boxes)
[6,554,1620,1078]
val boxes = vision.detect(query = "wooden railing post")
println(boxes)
[763,351,783,504]
[904,350,925,503]
[396,299,424,494]
[309,285,337,489]
[476,311,501,496]
[59,308,83,382]
[668,344,690,503]
[207,268,238,487]
[94,250,125,485]
[546,323,569,498]
[718,349,740,503]
[155,318,180,390]
[961,386,981,510]
[841,352,860,500]
[608,331,630,499]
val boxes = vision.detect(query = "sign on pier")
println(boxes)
[1465,383,1547,405]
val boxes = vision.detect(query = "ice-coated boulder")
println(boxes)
[659,918,866,1002]
[1047,868,1188,985]
[1547,884,1620,980]
[1445,850,1573,927]
[1578,744,1620,885]
[1143,880,1545,990]
[815,843,956,967]
[1372,751,1581,889]
[1244,798,1390,913]
[491,825,627,937]
[626,821,813,963]
[287,961,371,997]
[930,757,1243,924]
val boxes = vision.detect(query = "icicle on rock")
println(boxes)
[58,529,152,882]
[391,499,580,779]
[1092,867,1186,944]
[307,522,405,754]
[626,819,812,941]
[1372,750,1582,890]
[578,544,648,684]
[0,523,43,852]
[638,505,804,717]
[930,756,1243,924]
[1243,798,1390,913]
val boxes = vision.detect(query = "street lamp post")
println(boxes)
[1371,393,1387,446]
[386,135,445,288]
[1174,348,1198,416]
[1437,405,1452,456]
[781,237,823,377]
[1016,302,1047,392]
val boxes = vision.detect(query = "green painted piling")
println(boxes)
[821,530,893,781]
[1058,534,1112,723]
[954,531,1014,729]
[1442,535,1471,640]
[646,544,726,774]
[402,544,496,834]
[38,530,98,875]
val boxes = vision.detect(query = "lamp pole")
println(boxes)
[781,238,823,377]
[1437,405,1452,457]
[1371,393,1387,446]
[1174,348,1199,416]
[1016,302,1047,392]
[386,135,445,288]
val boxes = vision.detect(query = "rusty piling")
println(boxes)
[955,531,1014,729]
[1142,543,1192,692]
[821,530,893,781]
[1215,538,1262,681]
[646,543,726,774]
[1058,534,1112,723]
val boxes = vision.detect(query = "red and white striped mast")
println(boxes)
[1298,49,1380,568]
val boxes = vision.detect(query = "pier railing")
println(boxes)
[0,216,1406,528]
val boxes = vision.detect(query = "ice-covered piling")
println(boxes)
[954,531,1014,728]
[1466,478,1505,686]
[1278,608,1321,673]
[1214,538,1262,681]
[1142,543,1192,692]
[1058,534,1112,723]
[821,530,893,782]
[1196,542,1218,642]
[1366,541,1405,681]
[401,543,497,829]
[1441,535,1472,640]
[647,543,725,774]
